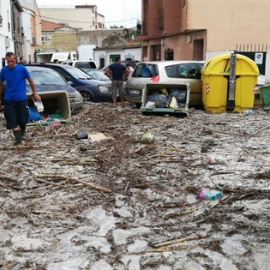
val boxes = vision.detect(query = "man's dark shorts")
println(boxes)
[4,100,29,129]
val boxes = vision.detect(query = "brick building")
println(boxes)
[139,0,270,62]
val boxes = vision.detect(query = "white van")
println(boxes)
[62,60,97,69]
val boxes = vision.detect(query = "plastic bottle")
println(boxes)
[198,189,223,200]
[244,109,254,115]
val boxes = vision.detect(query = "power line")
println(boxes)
[28,12,140,25]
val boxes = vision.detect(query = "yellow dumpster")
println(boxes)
[201,53,259,113]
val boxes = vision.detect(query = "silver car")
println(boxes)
[125,61,204,107]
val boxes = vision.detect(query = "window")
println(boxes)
[159,9,164,30]
[132,64,158,78]
[41,35,51,42]
[27,70,67,85]
[17,17,19,34]
[7,10,10,31]
[165,63,201,79]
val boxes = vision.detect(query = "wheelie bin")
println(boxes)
[201,53,259,113]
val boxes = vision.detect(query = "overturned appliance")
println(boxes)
[27,90,71,125]
[141,82,190,116]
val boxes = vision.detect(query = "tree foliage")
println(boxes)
[110,25,124,29]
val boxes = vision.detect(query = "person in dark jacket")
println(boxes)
[105,57,128,107]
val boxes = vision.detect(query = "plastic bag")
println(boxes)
[145,101,156,109]
[170,89,187,103]
[167,96,179,108]
[198,189,223,200]
[139,130,155,144]
[146,93,167,108]
[28,106,42,122]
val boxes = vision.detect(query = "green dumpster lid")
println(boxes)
[202,53,259,76]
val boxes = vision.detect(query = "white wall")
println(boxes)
[39,6,104,31]
[265,49,270,84]
[94,47,141,68]
[206,51,232,61]
[21,8,33,62]
[0,0,14,67]
[77,44,96,60]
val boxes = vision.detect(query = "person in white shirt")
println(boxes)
[126,64,134,80]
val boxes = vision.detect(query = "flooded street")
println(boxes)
[0,103,269,270]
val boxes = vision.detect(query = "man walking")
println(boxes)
[0,52,41,144]
[105,57,128,107]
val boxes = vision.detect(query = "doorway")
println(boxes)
[151,45,161,61]
[193,39,204,60]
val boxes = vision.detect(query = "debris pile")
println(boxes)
[0,103,269,269]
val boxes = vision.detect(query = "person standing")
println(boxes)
[126,64,134,80]
[19,56,27,65]
[105,57,128,107]
[0,52,41,145]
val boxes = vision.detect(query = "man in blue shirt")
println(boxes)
[105,57,128,107]
[0,52,41,145]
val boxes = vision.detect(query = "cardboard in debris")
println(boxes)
[88,132,112,143]
[141,82,190,116]
[27,91,71,120]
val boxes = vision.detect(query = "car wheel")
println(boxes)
[80,91,94,102]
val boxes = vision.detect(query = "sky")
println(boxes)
[35,0,141,28]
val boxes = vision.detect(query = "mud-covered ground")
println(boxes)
[0,102,269,270]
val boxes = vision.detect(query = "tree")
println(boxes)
[110,25,124,29]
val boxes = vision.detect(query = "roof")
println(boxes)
[41,20,65,31]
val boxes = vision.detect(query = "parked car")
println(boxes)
[25,63,112,102]
[124,60,204,108]
[81,69,112,83]
[25,66,83,114]
[62,60,97,69]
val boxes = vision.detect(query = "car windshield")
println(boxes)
[75,62,97,69]
[132,64,158,78]
[84,70,110,81]
[65,66,92,80]
[165,63,202,79]
[26,70,68,85]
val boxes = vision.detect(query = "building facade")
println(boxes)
[140,0,270,62]
[94,31,141,68]
[0,0,42,67]
[20,0,42,63]
[0,0,14,67]
[39,5,105,31]
[38,20,78,52]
